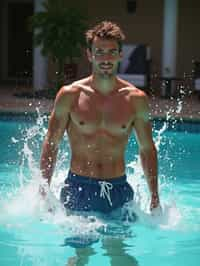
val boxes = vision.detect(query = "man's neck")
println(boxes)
[91,74,117,95]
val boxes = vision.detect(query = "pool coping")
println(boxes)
[0,110,199,123]
[151,115,200,123]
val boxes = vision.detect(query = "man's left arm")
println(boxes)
[133,92,160,211]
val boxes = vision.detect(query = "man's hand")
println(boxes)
[39,184,55,213]
[150,192,160,211]
[39,184,48,199]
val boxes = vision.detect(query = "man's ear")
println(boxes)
[87,48,92,62]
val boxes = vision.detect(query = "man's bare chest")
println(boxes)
[70,92,134,132]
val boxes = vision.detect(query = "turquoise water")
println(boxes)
[0,115,200,266]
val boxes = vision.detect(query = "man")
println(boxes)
[40,21,160,216]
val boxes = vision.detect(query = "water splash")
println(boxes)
[0,110,107,254]
[126,113,183,229]
[0,107,184,240]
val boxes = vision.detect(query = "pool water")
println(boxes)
[0,115,200,266]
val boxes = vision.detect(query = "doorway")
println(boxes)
[8,2,33,80]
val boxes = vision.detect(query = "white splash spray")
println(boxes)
[1,108,183,240]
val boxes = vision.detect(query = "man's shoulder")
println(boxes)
[117,77,147,98]
[130,88,148,105]
[128,86,146,98]
[58,84,79,97]
[130,88,149,117]
[118,80,149,115]
[59,76,91,96]
[119,83,147,101]
[54,82,81,111]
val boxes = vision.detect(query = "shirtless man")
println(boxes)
[40,21,160,215]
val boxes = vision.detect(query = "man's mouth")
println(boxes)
[99,63,113,69]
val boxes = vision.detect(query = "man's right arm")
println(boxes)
[40,86,72,186]
[132,92,160,211]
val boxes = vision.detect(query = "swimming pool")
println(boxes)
[0,113,200,266]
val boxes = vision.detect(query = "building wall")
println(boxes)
[79,0,200,80]
[1,0,200,84]
[78,0,164,78]
[0,0,32,82]
[178,0,200,76]
[0,0,8,80]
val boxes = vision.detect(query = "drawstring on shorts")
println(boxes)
[98,181,113,206]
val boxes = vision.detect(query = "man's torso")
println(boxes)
[63,77,142,178]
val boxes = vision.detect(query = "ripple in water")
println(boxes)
[0,106,185,251]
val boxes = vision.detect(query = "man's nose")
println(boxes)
[100,53,114,61]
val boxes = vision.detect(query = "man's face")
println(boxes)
[87,37,122,77]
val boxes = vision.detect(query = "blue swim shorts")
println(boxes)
[60,170,134,214]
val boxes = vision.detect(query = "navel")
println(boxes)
[121,124,126,129]
[79,121,85,125]
[97,162,103,170]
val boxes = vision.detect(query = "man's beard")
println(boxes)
[99,71,114,79]
[95,63,117,78]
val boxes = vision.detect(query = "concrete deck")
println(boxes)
[0,87,53,114]
[0,86,199,121]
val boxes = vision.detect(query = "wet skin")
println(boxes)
[40,37,160,210]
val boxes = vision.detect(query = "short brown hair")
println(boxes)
[85,21,125,51]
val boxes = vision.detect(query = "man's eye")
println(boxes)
[95,51,104,56]
[111,50,118,55]
[94,50,119,57]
